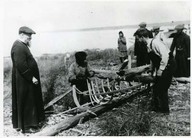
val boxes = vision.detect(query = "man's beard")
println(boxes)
[26,41,31,47]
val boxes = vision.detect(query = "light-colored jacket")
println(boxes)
[68,62,93,81]
[151,33,170,76]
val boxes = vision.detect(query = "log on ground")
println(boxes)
[174,77,190,83]
[93,64,151,80]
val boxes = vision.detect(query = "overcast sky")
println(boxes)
[2,0,191,56]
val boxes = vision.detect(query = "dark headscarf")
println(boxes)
[119,31,124,36]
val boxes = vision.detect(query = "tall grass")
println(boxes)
[97,93,152,136]
[4,48,128,111]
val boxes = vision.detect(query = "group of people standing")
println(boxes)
[117,22,190,114]
[117,22,190,77]
[10,22,190,134]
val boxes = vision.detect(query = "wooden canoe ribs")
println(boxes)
[37,65,154,136]
[45,64,154,110]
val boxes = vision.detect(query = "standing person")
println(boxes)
[170,24,190,77]
[11,26,45,133]
[117,31,128,63]
[68,51,95,105]
[152,26,161,37]
[149,26,164,73]
[134,22,153,67]
[138,28,176,114]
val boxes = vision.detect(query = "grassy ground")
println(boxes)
[3,49,190,136]
[4,81,190,136]
[55,82,190,136]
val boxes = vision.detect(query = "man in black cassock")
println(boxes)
[11,26,45,133]
[170,24,190,77]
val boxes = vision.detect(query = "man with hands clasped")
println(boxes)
[11,26,45,133]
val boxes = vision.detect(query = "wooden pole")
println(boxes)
[128,55,131,69]
[174,77,190,83]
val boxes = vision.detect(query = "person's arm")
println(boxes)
[148,30,153,38]
[170,38,176,54]
[68,63,76,83]
[153,41,169,73]
[12,45,33,82]
[185,34,190,59]
[134,30,139,56]
[86,64,95,77]
[117,38,120,50]
[121,37,127,45]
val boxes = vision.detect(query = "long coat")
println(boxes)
[118,36,128,58]
[134,28,152,66]
[11,40,45,130]
[170,32,190,77]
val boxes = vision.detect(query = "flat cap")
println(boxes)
[152,26,160,30]
[19,26,36,34]
[136,28,149,37]
[152,26,163,32]
[139,22,147,27]
[174,24,186,30]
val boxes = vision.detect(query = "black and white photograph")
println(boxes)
[2,0,190,136]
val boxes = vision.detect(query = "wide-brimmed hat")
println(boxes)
[19,26,36,34]
[174,24,186,30]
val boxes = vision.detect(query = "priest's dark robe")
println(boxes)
[11,40,45,131]
[170,32,190,77]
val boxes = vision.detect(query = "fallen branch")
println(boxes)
[44,89,72,110]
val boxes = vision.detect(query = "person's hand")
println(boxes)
[89,71,95,77]
[157,69,163,76]
[187,57,190,60]
[32,77,38,85]
[69,76,77,84]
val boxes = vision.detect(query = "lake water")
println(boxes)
[4,23,190,57]
[30,28,137,56]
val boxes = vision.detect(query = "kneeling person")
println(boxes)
[68,51,94,105]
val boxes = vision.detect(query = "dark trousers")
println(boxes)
[120,56,128,63]
[119,60,128,71]
[76,79,90,105]
[152,68,173,113]
[136,53,150,67]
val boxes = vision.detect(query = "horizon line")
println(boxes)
[42,20,190,33]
